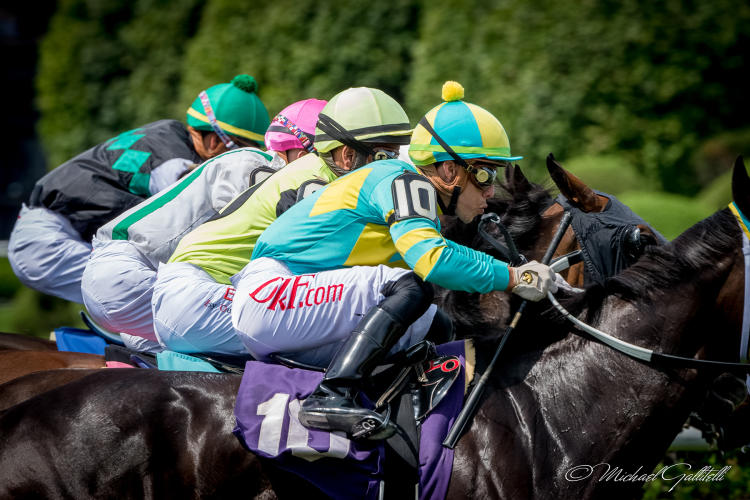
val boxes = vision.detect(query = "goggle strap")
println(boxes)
[445,186,461,215]
[270,114,317,154]
[316,114,375,159]
[198,91,237,150]
[417,117,470,170]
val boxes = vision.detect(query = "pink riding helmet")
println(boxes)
[264,98,327,153]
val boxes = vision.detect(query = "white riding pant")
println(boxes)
[232,257,437,367]
[8,205,91,303]
[81,239,159,342]
[151,262,245,356]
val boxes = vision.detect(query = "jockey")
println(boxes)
[8,75,269,304]
[80,98,326,353]
[150,87,412,355]
[231,82,557,440]
[81,99,326,351]
[265,98,328,165]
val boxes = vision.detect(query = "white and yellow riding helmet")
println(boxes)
[314,87,412,158]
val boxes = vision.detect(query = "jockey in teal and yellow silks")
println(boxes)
[231,82,558,440]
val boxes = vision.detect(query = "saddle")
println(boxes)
[233,340,472,500]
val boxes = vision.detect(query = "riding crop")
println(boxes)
[443,211,573,448]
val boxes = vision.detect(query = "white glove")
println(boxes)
[508,261,558,301]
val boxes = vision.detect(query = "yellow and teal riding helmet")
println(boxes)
[409,81,522,167]
[314,87,412,157]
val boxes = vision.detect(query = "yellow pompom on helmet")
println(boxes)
[409,81,522,166]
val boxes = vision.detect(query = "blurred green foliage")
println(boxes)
[642,449,750,499]
[37,0,206,167]
[177,0,418,120]
[561,154,654,196]
[618,190,713,240]
[36,0,750,197]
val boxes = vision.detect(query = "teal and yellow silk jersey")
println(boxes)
[253,160,510,293]
[169,154,337,283]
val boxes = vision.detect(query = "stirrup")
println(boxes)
[351,406,396,440]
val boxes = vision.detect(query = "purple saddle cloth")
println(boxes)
[233,341,467,500]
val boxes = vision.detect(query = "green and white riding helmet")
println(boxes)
[186,74,271,149]
[314,87,412,161]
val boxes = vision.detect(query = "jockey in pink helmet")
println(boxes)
[265,98,327,165]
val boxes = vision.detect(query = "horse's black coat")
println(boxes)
[2,161,746,499]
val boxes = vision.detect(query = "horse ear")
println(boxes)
[546,153,601,212]
[509,164,532,194]
[732,156,750,216]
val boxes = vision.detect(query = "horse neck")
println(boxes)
[452,234,741,498]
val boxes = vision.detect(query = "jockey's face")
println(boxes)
[333,143,400,172]
[455,172,495,223]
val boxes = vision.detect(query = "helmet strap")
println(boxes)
[316,113,375,162]
[269,114,317,154]
[198,91,237,150]
[418,116,469,216]
[435,186,460,216]
[417,117,470,170]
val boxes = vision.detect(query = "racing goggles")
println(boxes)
[465,163,498,189]
[372,148,400,161]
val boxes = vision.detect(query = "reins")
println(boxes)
[443,210,573,448]
[547,292,750,372]
[444,202,750,448]
[477,213,526,266]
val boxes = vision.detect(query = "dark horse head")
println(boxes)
[442,156,750,499]
[440,155,663,341]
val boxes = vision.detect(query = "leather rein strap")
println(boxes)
[549,202,750,373]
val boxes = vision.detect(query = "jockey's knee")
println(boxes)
[378,272,434,325]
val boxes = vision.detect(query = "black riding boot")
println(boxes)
[299,306,406,440]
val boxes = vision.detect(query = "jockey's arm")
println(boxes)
[389,218,510,293]
[368,169,511,294]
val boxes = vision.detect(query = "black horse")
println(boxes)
[1,158,700,499]
[439,158,750,499]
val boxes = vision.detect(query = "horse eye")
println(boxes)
[625,227,643,256]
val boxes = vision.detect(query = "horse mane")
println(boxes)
[438,174,555,340]
[441,175,555,258]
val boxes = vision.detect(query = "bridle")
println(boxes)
[477,213,526,267]
[547,202,750,373]
[447,199,750,448]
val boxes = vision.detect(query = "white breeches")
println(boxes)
[231,257,436,367]
[8,205,91,303]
